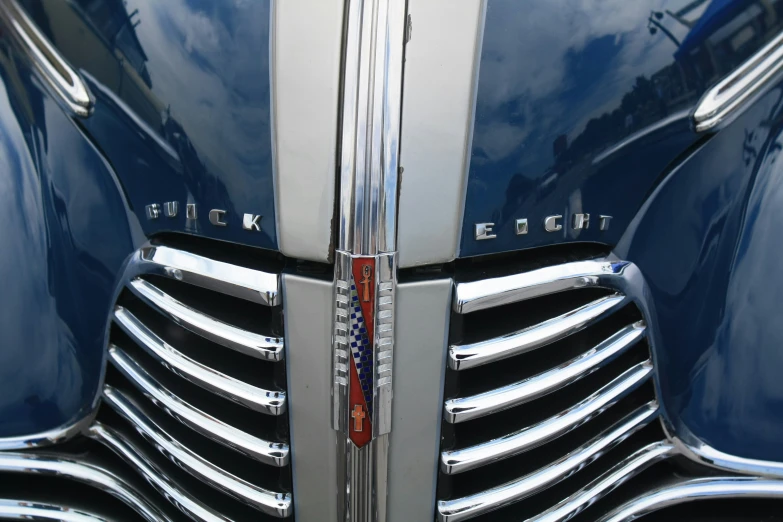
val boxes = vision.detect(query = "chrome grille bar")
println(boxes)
[444,322,646,423]
[102,385,291,517]
[437,401,659,522]
[533,441,676,522]
[113,306,286,415]
[0,499,108,522]
[89,423,233,522]
[597,477,783,522]
[0,451,167,522]
[453,260,630,314]
[441,360,653,474]
[108,345,289,466]
[449,294,626,370]
[138,246,280,306]
[129,278,284,361]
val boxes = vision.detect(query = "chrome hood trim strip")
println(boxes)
[331,0,406,519]
[0,0,94,117]
[694,30,783,132]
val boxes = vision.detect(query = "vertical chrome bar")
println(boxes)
[333,0,406,519]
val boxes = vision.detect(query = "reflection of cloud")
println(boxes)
[476,0,693,174]
[124,0,272,208]
[472,121,531,165]
[481,0,652,106]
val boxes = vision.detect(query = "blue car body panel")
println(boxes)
[3,0,783,468]
[23,0,278,250]
[0,0,277,437]
[618,76,783,461]
[0,45,135,437]
[460,0,783,258]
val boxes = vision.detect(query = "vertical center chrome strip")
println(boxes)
[338,0,405,256]
[333,0,406,520]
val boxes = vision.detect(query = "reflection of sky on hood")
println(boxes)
[0,75,82,424]
[125,0,272,208]
[699,129,783,440]
[472,0,694,182]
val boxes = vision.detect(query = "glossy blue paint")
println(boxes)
[23,0,278,250]
[0,41,136,437]
[460,0,783,258]
[616,72,783,461]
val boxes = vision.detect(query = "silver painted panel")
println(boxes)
[272,0,344,262]
[282,275,338,522]
[397,0,485,267]
[387,279,451,522]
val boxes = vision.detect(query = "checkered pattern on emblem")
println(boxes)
[350,282,373,414]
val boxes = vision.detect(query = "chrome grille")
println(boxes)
[91,244,292,520]
[437,259,665,522]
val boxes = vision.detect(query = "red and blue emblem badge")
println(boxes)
[347,259,375,447]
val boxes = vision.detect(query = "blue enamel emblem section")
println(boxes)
[350,282,374,414]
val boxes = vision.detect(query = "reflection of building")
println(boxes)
[38,0,163,133]
[676,0,783,90]
[76,0,151,87]
[553,134,568,159]
[553,0,783,170]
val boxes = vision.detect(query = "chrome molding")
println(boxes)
[441,361,653,475]
[597,477,783,522]
[668,421,783,478]
[694,30,783,132]
[533,441,676,522]
[113,306,286,415]
[89,423,234,522]
[0,499,108,522]
[0,451,166,522]
[108,345,289,466]
[0,0,93,117]
[0,410,95,451]
[444,322,647,423]
[332,0,406,519]
[336,0,405,255]
[448,293,627,370]
[453,260,630,314]
[129,278,284,362]
[136,246,280,306]
[102,386,291,517]
[437,402,659,522]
